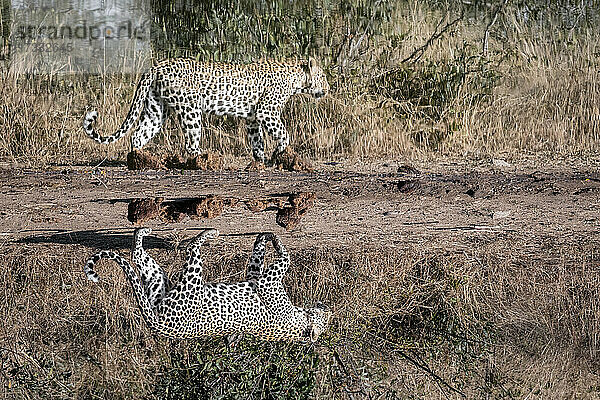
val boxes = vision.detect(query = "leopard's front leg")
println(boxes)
[246,118,265,163]
[256,103,290,164]
[261,116,289,161]
[163,228,218,305]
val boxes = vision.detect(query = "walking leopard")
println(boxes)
[83,58,329,163]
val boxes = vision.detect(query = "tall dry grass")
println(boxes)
[0,2,598,167]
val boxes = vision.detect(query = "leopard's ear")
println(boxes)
[308,57,318,72]
[301,59,312,87]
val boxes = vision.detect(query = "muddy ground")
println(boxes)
[1,158,599,398]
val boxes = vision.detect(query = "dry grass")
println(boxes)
[1,2,599,398]
[0,4,598,167]
[1,234,598,398]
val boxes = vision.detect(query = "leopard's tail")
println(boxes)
[83,71,153,145]
[84,250,164,333]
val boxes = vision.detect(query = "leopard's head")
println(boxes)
[302,57,329,99]
[305,302,332,342]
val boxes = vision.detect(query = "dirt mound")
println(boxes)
[163,196,225,222]
[245,160,266,172]
[128,196,226,224]
[165,152,223,171]
[127,151,223,171]
[397,164,420,175]
[275,192,315,230]
[271,147,314,173]
[124,149,312,173]
[127,198,165,224]
[243,192,314,230]
[244,197,287,212]
[127,150,165,170]
[396,179,422,193]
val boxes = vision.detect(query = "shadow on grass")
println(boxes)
[17,229,169,250]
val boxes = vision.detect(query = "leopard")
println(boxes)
[84,228,331,342]
[83,57,329,164]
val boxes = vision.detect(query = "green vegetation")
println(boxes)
[155,339,318,399]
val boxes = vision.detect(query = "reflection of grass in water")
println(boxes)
[149,0,397,62]
[154,338,319,399]
[2,241,600,397]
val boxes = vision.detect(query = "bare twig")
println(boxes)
[366,332,466,397]
[93,173,108,189]
[402,348,464,398]
[331,346,367,399]
[431,225,516,233]
[340,0,382,70]
[93,156,108,169]
[483,0,509,57]
[402,10,465,64]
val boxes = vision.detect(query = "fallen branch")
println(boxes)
[431,225,516,233]
[367,331,466,398]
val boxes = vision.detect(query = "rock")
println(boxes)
[492,159,511,168]
[492,211,511,219]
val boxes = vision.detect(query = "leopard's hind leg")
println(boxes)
[176,105,204,156]
[246,118,265,163]
[163,229,219,305]
[132,228,169,310]
[131,89,166,150]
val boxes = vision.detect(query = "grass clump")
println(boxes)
[372,51,499,122]
[155,339,319,399]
